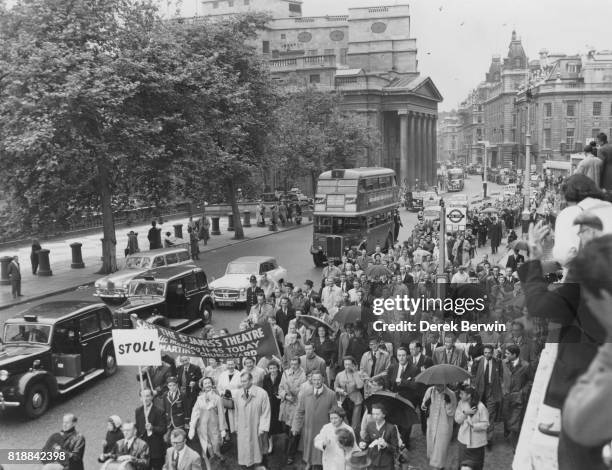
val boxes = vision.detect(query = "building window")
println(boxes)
[543,129,551,148]
[593,101,602,116]
[567,64,580,73]
[309,74,320,84]
[339,48,348,65]
[262,41,270,53]
[280,33,286,40]
[514,58,521,68]
[307,49,318,56]
[566,102,575,117]
[544,103,552,117]
[324,48,335,56]
[212,1,218,7]
[289,3,301,13]
[566,128,575,150]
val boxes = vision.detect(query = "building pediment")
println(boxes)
[386,76,443,102]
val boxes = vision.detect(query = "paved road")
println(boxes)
[0,175,507,470]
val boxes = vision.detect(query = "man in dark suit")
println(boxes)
[597,132,612,190]
[245,275,264,314]
[275,296,296,335]
[473,344,503,446]
[422,331,442,358]
[386,347,419,446]
[488,216,503,254]
[408,341,432,434]
[105,421,150,470]
[506,248,525,272]
[135,388,167,470]
[502,345,531,442]
[176,357,201,418]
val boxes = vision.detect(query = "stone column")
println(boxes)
[414,114,422,189]
[408,113,417,188]
[426,116,434,186]
[419,115,427,188]
[424,116,431,186]
[398,110,409,187]
[431,116,438,184]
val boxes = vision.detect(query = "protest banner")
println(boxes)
[134,319,281,360]
[112,328,162,367]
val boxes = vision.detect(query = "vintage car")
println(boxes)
[209,256,287,307]
[94,247,192,305]
[0,301,116,418]
[113,265,213,331]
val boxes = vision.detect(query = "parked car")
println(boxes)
[94,247,192,305]
[0,301,116,418]
[113,265,213,331]
[209,256,288,307]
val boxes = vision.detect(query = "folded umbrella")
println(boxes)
[363,391,420,427]
[415,364,470,386]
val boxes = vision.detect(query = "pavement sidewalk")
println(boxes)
[0,216,312,311]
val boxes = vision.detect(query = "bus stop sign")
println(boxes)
[446,206,467,231]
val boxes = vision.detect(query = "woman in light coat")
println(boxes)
[455,385,489,470]
[278,357,307,428]
[314,407,358,470]
[188,377,227,467]
[422,384,458,470]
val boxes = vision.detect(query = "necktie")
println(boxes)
[182,367,188,388]
[245,389,249,399]
[371,352,377,375]
[172,450,179,469]
[228,373,234,383]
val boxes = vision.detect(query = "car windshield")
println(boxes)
[4,323,51,344]
[125,257,152,269]
[128,281,165,296]
[226,262,258,274]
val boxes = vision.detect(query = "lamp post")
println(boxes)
[523,88,533,218]
[477,140,490,198]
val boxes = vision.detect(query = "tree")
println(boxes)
[0,0,175,273]
[267,88,380,191]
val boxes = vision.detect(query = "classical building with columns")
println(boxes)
[176,0,442,190]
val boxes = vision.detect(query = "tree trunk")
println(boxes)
[226,178,244,240]
[310,170,318,196]
[97,162,118,274]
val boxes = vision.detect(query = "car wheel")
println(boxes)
[102,348,117,377]
[200,303,213,325]
[24,382,50,419]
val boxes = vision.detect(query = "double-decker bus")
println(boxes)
[310,167,401,267]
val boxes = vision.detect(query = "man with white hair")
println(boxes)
[42,413,86,470]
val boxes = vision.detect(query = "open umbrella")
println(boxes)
[333,305,363,325]
[295,314,333,332]
[363,391,420,427]
[415,364,471,385]
[509,240,530,251]
[366,264,392,279]
[482,207,498,214]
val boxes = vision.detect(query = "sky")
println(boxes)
[299,0,612,111]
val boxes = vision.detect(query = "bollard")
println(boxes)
[211,216,221,235]
[227,212,235,232]
[0,256,12,285]
[173,223,183,239]
[70,242,85,269]
[37,249,53,276]
[243,211,252,228]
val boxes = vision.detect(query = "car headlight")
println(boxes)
[0,370,9,381]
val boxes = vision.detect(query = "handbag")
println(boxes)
[222,389,234,409]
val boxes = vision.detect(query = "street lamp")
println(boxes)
[477,140,490,198]
[523,88,533,216]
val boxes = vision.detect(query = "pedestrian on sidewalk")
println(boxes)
[126,231,139,256]
[30,239,41,275]
[188,226,199,260]
[199,216,210,246]
[148,221,162,250]
[8,256,22,299]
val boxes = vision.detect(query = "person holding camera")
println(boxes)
[455,385,489,470]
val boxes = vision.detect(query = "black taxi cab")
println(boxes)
[113,265,213,331]
[0,301,116,418]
